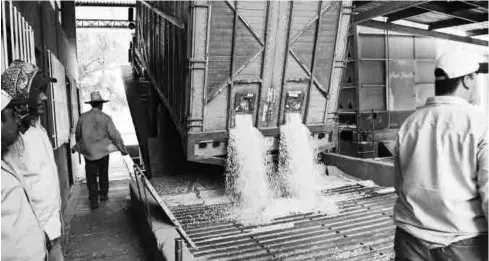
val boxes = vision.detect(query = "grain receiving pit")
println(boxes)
[149,169,397,261]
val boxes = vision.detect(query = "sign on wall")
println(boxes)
[48,51,70,149]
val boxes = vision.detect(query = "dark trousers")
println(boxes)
[394,227,488,261]
[85,155,110,203]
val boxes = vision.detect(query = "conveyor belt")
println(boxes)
[169,184,397,261]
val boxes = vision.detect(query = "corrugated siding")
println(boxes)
[136,1,188,127]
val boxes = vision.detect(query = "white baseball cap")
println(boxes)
[1,89,12,111]
[435,50,488,80]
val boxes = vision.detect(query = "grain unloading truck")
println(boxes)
[131,0,352,165]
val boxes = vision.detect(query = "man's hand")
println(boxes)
[71,148,76,154]
[121,150,129,156]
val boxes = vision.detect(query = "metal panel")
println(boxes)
[338,88,356,111]
[415,83,434,108]
[358,34,385,59]
[414,36,436,59]
[389,111,413,129]
[388,60,415,111]
[359,61,385,85]
[359,87,386,111]
[388,35,414,59]
[415,60,435,84]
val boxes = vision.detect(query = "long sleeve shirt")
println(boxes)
[2,161,47,261]
[393,96,488,249]
[3,120,62,241]
[73,107,127,161]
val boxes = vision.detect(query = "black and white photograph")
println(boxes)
[1,1,488,260]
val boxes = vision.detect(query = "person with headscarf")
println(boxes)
[2,60,64,261]
[1,71,48,260]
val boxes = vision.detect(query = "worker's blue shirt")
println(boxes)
[394,96,488,248]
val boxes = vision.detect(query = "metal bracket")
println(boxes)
[234,93,256,114]
[285,91,305,113]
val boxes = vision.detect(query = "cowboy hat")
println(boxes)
[85,91,109,104]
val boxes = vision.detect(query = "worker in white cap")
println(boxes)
[393,50,488,261]
[1,88,48,261]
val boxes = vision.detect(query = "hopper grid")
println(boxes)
[166,184,397,261]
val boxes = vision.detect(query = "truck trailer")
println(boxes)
[130,0,352,166]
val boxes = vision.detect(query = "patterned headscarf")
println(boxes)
[1,60,40,105]
[1,60,54,133]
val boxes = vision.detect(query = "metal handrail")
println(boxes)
[123,155,197,249]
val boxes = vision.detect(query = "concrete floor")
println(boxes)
[63,179,148,261]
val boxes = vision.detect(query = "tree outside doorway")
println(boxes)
[76,29,137,182]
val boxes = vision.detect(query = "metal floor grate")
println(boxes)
[169,184,397,261]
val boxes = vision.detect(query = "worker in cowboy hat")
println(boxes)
[1,63,49,261]
[393,49,488,261]
[72,91,128,209]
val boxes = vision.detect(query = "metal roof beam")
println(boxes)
[387,7,429,22]
[428,14,487,30]
[75,2,135,7]
[353,1,372,8]
[361,20,488,46]
[466,28,489,36]
[461,1,489,11]
[353,1,428,24]
[76,19,133,29]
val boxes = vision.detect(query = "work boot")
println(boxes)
[90,201,99,210]
[100,195,109,201]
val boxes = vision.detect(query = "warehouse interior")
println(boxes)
[1,0,488,260]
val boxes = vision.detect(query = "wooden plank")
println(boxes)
[303,1,323,124]
[21,14,26,61]
[326,0,353,120]
[18,9,24,60]
[257,1,279,127]
[387,8,428,22]
[428,14,487,30]
[12,5,18,60]
[462,1,488,10]
[30,26,35,64]
[135,50,186,137]
[226,1,264,46]
[353,1,427,24]
[1,0,8,70]
[269,0,293,127]
[227,0,239,130]
[289,50,327,92]
[188,0,208,132]
[140,0,184,29]
[362,20,488,46]
[466,28,489,37]
[277,1,294,126]
[25,23,30,63]
[418,3,485,23]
